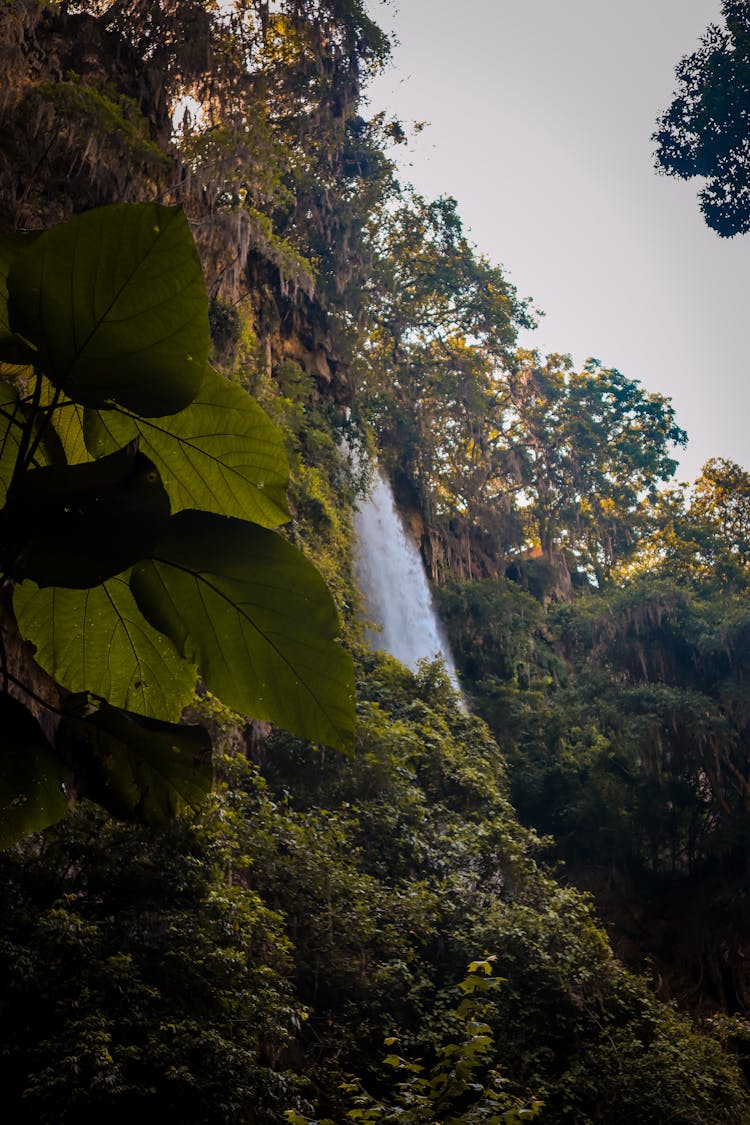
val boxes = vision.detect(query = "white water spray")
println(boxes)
[354,467,461,691]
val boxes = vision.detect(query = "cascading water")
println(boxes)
[354,466,461,692]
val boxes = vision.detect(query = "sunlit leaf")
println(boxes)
[0,694,67,846]
[13,574,196,720]
[131,511,355,751]
[7,203,208,415]
[85,365,290,526]
[40,377,91,465]
[1,443,171,587]
[57,696,212,825]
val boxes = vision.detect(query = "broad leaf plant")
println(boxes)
[0,202,354,846]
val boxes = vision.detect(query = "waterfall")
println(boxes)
[354,466,461,691]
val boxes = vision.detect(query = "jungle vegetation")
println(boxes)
[1,2,749,1122]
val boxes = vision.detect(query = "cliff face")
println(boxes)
[0,2,170,225]
[1,1,379,409]
[245,253,352,403]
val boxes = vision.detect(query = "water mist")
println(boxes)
[354,466,461,692]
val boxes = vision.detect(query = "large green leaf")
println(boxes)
[57,697,212,826]
[7,203,208,415]
[130,511,355,751]
[40,377,91,465]
[84,365,290,526]
[1,443,171,587]
[0,232,40,364]
[13,574,196,720]
[0,694,68,847]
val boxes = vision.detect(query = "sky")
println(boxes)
[365,0,748,483]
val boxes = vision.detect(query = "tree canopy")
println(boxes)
[653,0,750,235]
[501,351,686,585]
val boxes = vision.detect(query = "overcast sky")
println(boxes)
[365,0,747,482]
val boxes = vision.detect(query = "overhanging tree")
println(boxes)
[653,0,750,236]
[0,200,355,846]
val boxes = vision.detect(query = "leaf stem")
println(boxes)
[4,669,67,717]
[10,368,44,488]
[24,379,62,471]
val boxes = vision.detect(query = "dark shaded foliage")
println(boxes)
[654,0,750,235]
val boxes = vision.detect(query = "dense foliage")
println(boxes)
[438,473,750,1015]
[357,225,685,586]
[1,3,749,1123]
[2,656,748,1123]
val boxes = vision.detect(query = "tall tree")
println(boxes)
[500,351,686,585]
[356,192,533,576]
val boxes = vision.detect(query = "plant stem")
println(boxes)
[24,381,62,469]
[10,368,44,488]
[5,669,67,717]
